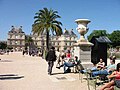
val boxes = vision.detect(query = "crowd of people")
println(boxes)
[45,46,120,90]
[45,46,79,75]
[22,49,43,57]
[80,55,120,90]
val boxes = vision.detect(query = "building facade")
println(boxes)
[7,26,25,51]
[7,26,77,51]
[31,29,77,51]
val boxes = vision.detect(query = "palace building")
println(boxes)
[7,26,78,51]
[7,26,25,51]
[31,29,77,51]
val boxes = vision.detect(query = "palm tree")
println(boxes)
[25,35,33,50]
[32,8,62,51]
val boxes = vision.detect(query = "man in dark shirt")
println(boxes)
[46,46,56,75]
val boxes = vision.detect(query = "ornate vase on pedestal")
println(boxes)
[74,19,94,68]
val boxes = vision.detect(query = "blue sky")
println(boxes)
[0,0,120,40]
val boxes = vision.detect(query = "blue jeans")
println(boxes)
[92,69,108,77]
[63,62,74,72]
[82,67,98,73]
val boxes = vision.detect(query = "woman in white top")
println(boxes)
[56,49,61,68]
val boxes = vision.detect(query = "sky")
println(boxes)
[0,0,120,40]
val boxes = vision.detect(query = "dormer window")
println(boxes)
[15,35,18,39]
[10,35,12,39]
[15,41,17,45]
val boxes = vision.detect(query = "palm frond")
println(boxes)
[32,8,63,50]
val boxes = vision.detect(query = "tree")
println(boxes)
[0,42,7,49]
[87,30,108,41]
[108,30,120,47]
[32,8,62,51]
[25,35,33,50]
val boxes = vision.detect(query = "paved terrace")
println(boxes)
[0,52,119,90]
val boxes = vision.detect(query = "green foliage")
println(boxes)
[115,52,120,58]
[32,8,62,50]
[43,50,48,59]
[88,30,120,47]
[107,51,120,58]
[88,30,108,41]
[0,42,7,49]
[7,46,13,50]
[108,30,120,47]
[116,46,120,49]
[25,35,33,44]
[25,35,33,43]
[25,35,33,49]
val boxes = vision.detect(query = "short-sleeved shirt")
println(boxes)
[106,64,116,71]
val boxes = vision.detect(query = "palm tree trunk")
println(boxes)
[43,31,49,59]
[46,31,49,51]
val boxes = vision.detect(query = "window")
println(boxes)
[69,42,71,46]
[15,41,17,45]
[15,35,18,39]
[20,41,22,45]
[53,42,55,45]
[66,43,67,46]
[10,41,12,45]
[10,35,12,39]
[20,35,22,38]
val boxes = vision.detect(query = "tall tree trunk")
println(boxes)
[46,31,49,51]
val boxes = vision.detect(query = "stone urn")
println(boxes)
[75,19,91,42]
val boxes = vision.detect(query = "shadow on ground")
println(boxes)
[52,72,76,75]
[0,60,13,62]
[0,74,24,80]
[51,72,64,75]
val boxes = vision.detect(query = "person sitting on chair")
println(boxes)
[66,50,71,60]
[80,63,98,74]
[92,58,116,77]
[57,56,79,73]
[97,58,105,69]
[100,63,120,90]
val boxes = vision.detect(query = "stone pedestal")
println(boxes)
[74,44,93,69]
[74,19,94,69]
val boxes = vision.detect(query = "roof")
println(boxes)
[95,36,112,43]
[8,26,24,34]
[63,29,76,36]
[69,30,76,36]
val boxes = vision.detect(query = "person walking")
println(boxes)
[46,46,56,75]
[56,49,61,68]
[22,50,25,56]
